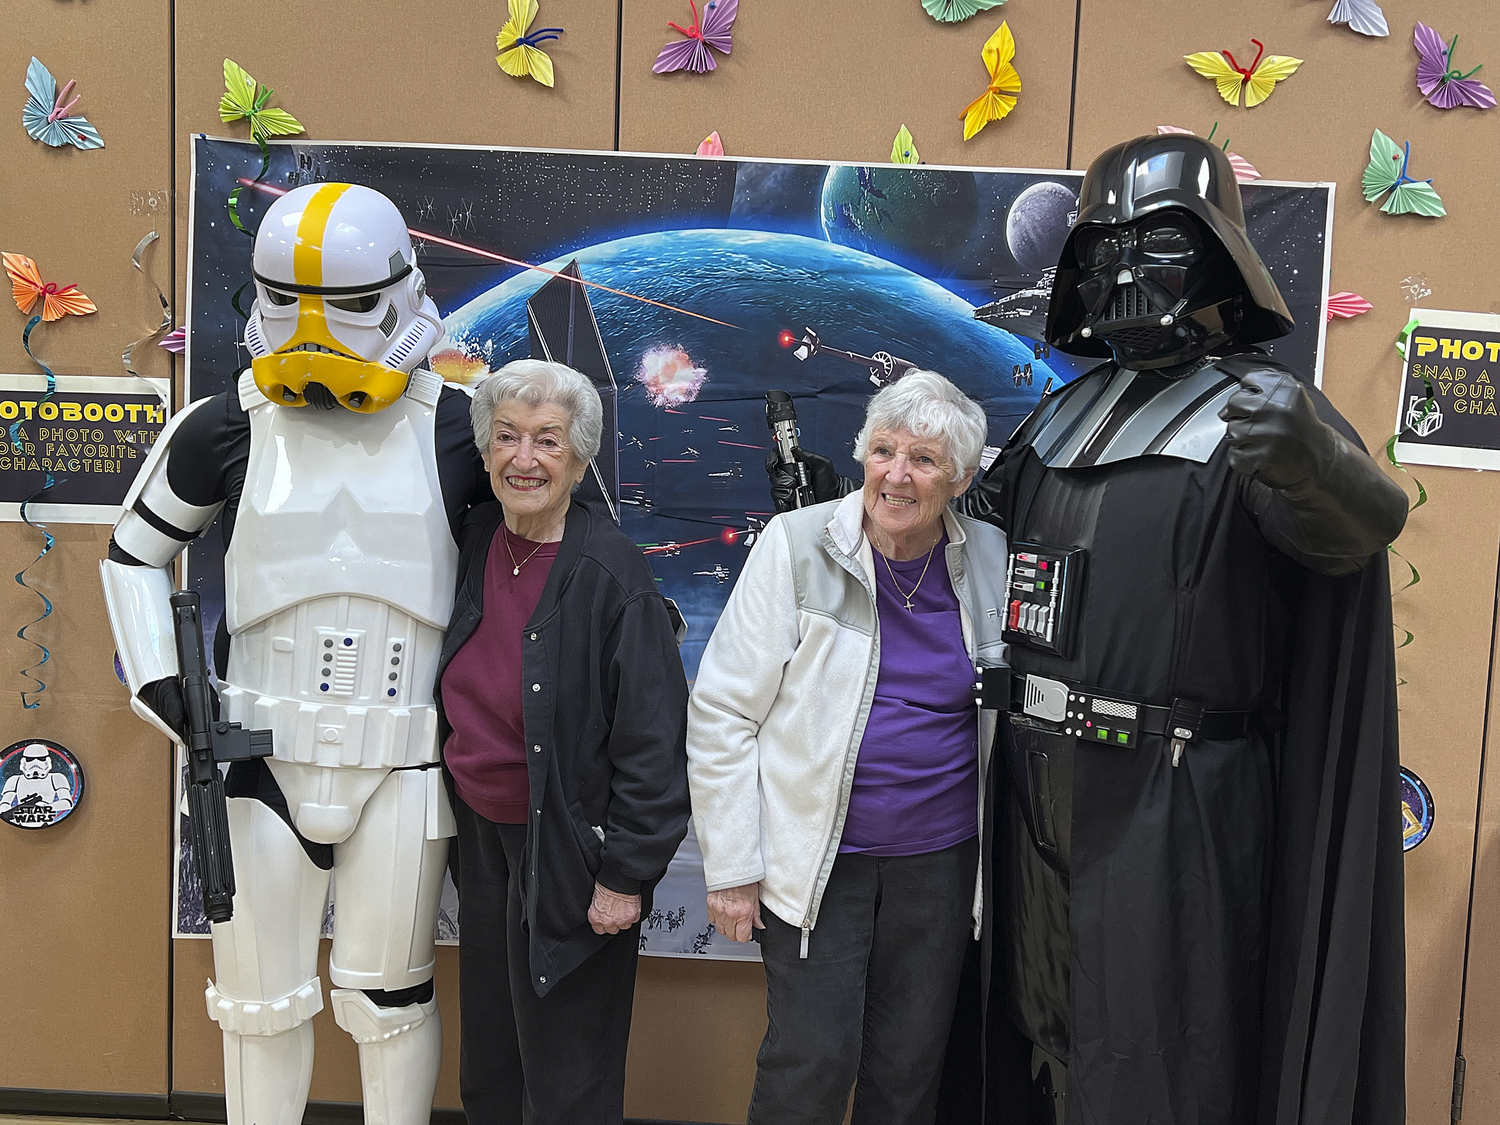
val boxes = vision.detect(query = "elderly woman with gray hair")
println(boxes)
[434,359,689,1125]
[688,370,1011,1125]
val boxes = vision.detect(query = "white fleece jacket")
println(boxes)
[687,492,1009,950]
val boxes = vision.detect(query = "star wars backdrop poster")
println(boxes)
[179,136,1334,955]
[1392,307,1500,470]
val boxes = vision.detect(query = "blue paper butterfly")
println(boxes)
[22,56,104,150]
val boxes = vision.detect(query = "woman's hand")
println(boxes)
[706,883,764,943]
[589,883,643,935]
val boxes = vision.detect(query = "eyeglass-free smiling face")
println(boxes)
[482,400,587,538]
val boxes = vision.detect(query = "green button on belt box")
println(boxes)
[1117,731,1129,744]
[1095,727,1110,740]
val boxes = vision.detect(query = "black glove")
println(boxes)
[764,448,853,514]
[139,675,219,741]
[1219,369,1331,489]
[1220,368,1408,572]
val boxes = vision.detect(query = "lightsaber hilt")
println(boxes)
[765,390,815,509]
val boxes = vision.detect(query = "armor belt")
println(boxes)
[1007,673,1266,746]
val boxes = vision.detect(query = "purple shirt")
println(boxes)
[442,525,558,824]
[839,534,979,856]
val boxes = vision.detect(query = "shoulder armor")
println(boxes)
[238,370,268,411]
[1018,360,1241,468]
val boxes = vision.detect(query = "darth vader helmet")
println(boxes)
[1044,134,1294,370]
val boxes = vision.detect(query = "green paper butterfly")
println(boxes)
[922,0,1006,24]
[1361,129,1445,218]
[891,125,920,164]
[219,59,304,146]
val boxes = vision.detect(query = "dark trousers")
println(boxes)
[749,837,979,1125]
[454,794,641,1125]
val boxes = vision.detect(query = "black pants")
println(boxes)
[454,794,641,1125]
[749,837,979,1125]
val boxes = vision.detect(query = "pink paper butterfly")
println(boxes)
[1326,292,1373,321]
[1414,22,1495,110]
[654,0,738,74]
[696,131,724,156]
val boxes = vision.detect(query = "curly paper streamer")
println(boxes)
[121,231,171,377]
[13,315,61,708]
[1385,316,1431,668]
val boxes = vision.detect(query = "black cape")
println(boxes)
[939,364,1405,1125]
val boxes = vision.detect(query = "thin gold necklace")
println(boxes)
[880,541,938,612]
[503,524,549,576]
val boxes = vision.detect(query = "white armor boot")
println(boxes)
[100,182,460,1125]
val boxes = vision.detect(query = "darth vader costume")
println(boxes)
[770,134,1408,1125]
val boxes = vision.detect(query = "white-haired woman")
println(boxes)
[688,371,1010,1124]
[434,359,690,1125]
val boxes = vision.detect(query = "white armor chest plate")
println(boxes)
[221,378,459,769]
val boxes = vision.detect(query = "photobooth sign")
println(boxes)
[1392,308,1500,470]
[181,136,1336,957]
[0,374,168,523]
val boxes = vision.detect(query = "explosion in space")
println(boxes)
[635,344,708,406]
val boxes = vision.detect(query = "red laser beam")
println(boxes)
[718,439,765,450]
[236,179,741,330]
[642,536,720,555]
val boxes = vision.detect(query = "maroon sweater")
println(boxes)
[441,524,559,824]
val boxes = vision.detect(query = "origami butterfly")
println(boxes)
[496,0,564,87]
[1184,40,1302,107]
[1362,130,1445,217]
[1326,0,1388,37]
[696,131,724,156]
[4,253,96,321]
[921,0,1006,23]
[654,0,738,74]
[962,22,1021,140]
[1326,292,1373,321]
[1414,22,1495,110]
[22,57,103,149]
[1156,124,1259,182]
[219,60,304,145]
[891,125,921,164]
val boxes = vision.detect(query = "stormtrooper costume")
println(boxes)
[102,183,489,1125]
[2,744,73,812]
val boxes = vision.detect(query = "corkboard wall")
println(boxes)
[5,0,1500,1122]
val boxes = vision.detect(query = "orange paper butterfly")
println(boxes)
[4,253,96,321]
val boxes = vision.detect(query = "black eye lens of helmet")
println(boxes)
[264,288,297,307]
[1081,232,1121,270]
[327,293,381,313]
[1139,224,1196,256]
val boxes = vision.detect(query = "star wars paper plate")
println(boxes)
[0,739,84,829]
[1400,766,1434,851]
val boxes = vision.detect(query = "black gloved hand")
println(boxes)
[764,448,847,514]
[138,675,219,741]
[1219,369,1333,490]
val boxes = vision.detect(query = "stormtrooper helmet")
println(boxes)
[246,183,443,413]
[19,744,52,780]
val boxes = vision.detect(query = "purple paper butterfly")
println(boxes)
[1414,22,1495,110]
[653,0,738,74]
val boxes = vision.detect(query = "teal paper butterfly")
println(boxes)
[22,57,104,149]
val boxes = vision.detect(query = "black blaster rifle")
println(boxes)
[169,590,273,923]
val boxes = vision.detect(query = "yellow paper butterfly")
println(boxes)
[962,22,1021,139]
[497,0,564,88]
[1184,39,1302,108]
[218,60,304,144]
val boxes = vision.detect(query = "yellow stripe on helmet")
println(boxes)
[291,182,354,288]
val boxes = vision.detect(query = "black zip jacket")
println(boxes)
[436,499,690,997]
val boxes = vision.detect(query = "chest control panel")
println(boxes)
[1001,541,1085,659]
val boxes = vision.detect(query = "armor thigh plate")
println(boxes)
[221,597,445,769]
[1003,715,1075,874]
